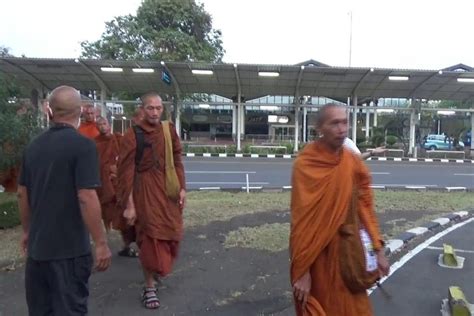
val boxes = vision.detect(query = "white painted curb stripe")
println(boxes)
[425,158,433,162]
[250,154,259,158]
[386,239,404,253]
[369,217,474,295]
[283,154,292,159]
[409,158,417,162]
[441,159,449,163]
[186,153,195,157]
[235,153,243,158]
[283,186,292,189]
[370,185,386,189]
[203,153,211,157]
[432,218,451,225]
[267,154,276,158]
[218,153,227,157]
[406,227,429,235]
[378,157,387,161]
[240,186,262,190]
[394,158,402,162]
[454,211,469,218]
[405,186,426,189]
[456,159,464,163]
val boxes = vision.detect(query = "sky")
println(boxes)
[1,0,474,70]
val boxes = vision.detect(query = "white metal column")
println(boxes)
[351,95,358,141]
[409,107,416,157]
[100,89,107,117]
[232,104,237,141]
[374,109,378,127]
[294,104,300,153]
[175,100,181,137]
[303,106,307,143]
[471,114,474,157]
[365,104,370,139]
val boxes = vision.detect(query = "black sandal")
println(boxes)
[141,287,160,309]
[118,247,139,258]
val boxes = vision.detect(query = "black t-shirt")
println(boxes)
[19,124,101,261]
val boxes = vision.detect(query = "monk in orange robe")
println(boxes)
[95,117,137,257]
[290,104,390,316]
[78,104,100,139]
[116,92,185,310]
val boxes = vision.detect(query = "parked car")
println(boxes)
[423,134,464,151]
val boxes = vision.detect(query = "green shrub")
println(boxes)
[0,193,20,229]
[371,134,385,147]
[386,135,398,147]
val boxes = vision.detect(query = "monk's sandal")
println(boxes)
[142,287,160,309]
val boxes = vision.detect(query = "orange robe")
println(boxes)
[95,133,121,229]
[78,121,100,139]
[116,120,185,276]
[290,141,383,316]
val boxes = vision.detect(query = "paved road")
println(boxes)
[183,157,474,189]
[370,218,474,316]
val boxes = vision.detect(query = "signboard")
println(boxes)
[161,70,171,85]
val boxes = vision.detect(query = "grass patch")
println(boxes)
[184,191,290,227]
[0,192,19,229]
[224,223,290,252]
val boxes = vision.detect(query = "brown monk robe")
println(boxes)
[0,167,18,193]
[95,117,137,255]
[290,104,389,316]
[116,92,185,309]
[78,104,100,139]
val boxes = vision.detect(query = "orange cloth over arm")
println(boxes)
[290,143,377,316]
[115,128,136,212]
[169,122,185,190]
[78,121,100,139]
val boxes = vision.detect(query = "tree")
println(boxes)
[0,74,43,175]
[0,46,13,57]
[81,0,224,62]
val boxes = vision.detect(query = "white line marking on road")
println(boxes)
[368,217,474,295]
[427,246,474,254]
[372,184,438,187]
[187,182,269,185]
[454,173,474,176]
[186,171,257,174]
[199,187,221,190]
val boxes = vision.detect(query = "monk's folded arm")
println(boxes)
[170,122,186,190]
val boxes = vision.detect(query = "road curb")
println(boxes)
[384,211,472,257]
[191,186,473,192]
[184,153,473,164]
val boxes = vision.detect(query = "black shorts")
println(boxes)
[25,254,93,316]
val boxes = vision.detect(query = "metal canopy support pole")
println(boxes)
[471,114,474,157]
[100,89,107,118]
[374,108,378,127]
[352,95,358,141]
[303,106,307,143]
[232,104,237,141]
[409,99,416,157]
[294,103,300,153]
[233,64,242,152]
[175,98,181,138]
[240,103,245,142]
[365,103,370,140]
[237,102,241,152]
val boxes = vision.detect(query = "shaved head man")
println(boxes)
[18,86,111,316]
[78,104,100,139]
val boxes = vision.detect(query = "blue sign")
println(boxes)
[161,70,171,85]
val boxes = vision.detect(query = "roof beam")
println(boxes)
[408,71,440,98]
[161,61,181,98]
[351,68,373,96]
[75,59,110,93]
[1,58,51,90]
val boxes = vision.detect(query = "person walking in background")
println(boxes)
[78,104,100,139]
[116,92,186,309]
[290,104,389,316]
[95,116,138,257]
[17,86,111,316]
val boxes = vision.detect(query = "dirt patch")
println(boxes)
[224,223,290,252]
